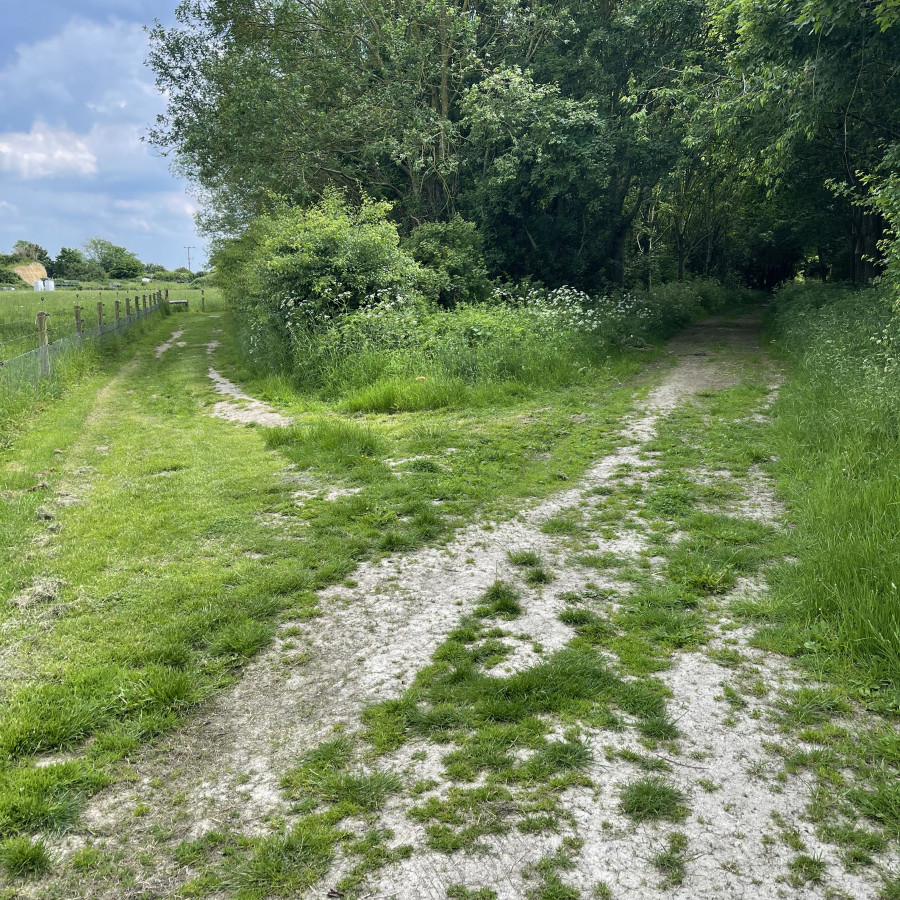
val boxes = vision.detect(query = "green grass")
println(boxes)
[652,831,689,887]
[618,777,688,823]
[228,815,340,898]
[0,300,660,880]
[763,284,900,701]
[448,887,498,900]
[359,579,673,849]
[473,581,523,619]
[508,549,542,567]
[0,835,52,878]
[787,853,826,886]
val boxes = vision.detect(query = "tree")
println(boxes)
[697,0,900,282]
[83,238,144,279]
[12,241,50,264]
[48,247,90,280]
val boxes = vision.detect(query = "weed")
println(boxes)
[880,874,900,900]
[447,887,498,900]
[652,831,689,887]
[509,550,542,568]
[559,607,600,627]
[281,738,400,814]
[777,688,851,729]
[474,582,522,620]
[525,567,555,587]
[229,815,340,897]
[574,552,621,570]
[540,512,585,536]
[788,853,826,886]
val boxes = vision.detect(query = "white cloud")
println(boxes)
[0,124,97,179]
[0,16,202,266]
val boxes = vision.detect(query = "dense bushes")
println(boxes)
[216,194,751,410]
[767,284,900,694]
[403,217,491,307]
[216,192,420,372]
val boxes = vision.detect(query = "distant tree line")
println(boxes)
[148,0,899,293]
[0,239,205,284]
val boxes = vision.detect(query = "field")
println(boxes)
[0,283,898,899]
[0,286,223,360]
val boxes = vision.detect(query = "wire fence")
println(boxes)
[0,295,162,393]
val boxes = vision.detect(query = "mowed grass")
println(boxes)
[0,306,650,877]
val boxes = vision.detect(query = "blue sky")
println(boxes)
[0,2,205,269]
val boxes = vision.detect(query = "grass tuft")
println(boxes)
[618,777,688,823]
[0,835,52,878]
[474,581,522,620]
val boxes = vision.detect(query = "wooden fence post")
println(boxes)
[114,299,121,328]
[165,289,169,301]
[125,297,131,318]
[36,312,50,377]
[74,306,83,347]
[97,301,104,335]
[201,289,205,312]
[142,295,147,310]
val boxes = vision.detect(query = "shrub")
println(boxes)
[214,190,420,371]
[404,216,491,307]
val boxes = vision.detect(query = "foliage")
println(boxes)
[12,241,50,265]
[48,247,96,282]
[404,217,491,306]
[83,238,144,280]
[215,192,419,370]
[149,0,900,291]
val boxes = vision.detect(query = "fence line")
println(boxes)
[0,291,165,391]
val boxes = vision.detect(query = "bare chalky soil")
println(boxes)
[34,314,900,899]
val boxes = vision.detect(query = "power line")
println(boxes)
[184,246,195,273]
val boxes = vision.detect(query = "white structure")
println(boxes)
[32,279,56,291]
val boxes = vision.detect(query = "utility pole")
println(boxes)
[184,246,195,274]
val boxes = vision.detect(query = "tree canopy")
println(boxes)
[148,0,900,290]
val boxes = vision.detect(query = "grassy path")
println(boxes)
[2,308,897,899]
[0,308,649,895]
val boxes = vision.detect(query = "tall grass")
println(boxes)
[238,279,747,413]
[766,283,900,695]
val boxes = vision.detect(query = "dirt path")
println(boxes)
[65,313,895,899]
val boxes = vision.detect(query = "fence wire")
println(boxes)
[0,301,161,393]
